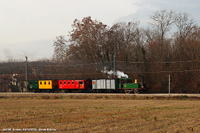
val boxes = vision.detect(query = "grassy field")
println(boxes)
[0,97,200,132]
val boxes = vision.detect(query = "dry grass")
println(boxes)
[0,97,200,132]
[0,93,200,100]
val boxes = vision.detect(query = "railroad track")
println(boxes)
[0,92,200,98]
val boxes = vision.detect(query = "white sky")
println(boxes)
[0,0,199,61]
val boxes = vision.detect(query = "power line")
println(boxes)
[0,65,24,69]
[0,60,200,76]
[29,62,109,67]
[0,59,200,69]
[117,60,200,64]
[27,59,200,68]
[126,69,200,74]
[24,69,200,76]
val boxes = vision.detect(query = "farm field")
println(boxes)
[0,97,200,132]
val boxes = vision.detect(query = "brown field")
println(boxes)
[0,96,200,132]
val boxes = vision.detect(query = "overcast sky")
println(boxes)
[0,0,199,61]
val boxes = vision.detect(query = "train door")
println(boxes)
[71,80,75,89]
[79,81,84,89]
[119,79,125,88]
[75,80,79,89]
[67,80,70,89]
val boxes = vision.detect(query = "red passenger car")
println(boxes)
[58,80,85,90]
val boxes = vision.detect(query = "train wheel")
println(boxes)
[125,90,131,94]
[134,89,139,94]
[60,90,65,93]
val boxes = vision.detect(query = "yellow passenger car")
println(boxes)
[38,80,53,89]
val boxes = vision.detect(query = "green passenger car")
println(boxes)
[28,81,39,91]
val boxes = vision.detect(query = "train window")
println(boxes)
[127,79,132,83]
[72,81,74,85]
[68,81,70,85]
[64,81,66,85]
[79,81,83,84]
[44,82,46,85]
[40,82,42,85]
[48,81,50,85]
[60,81,62,85]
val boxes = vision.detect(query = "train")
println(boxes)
[28,78,148,94]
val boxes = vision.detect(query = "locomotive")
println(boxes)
[28,78,147,93]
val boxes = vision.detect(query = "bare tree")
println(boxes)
[174,13,195,38]
[53,35,68,63]
[150,10,175,42]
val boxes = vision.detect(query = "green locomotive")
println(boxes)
[118,78,146,93]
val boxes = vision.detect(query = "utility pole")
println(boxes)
[113,53,116,78]
[169,74,170,96]
[25,56,28,92]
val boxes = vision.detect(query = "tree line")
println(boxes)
[53,10,200,93]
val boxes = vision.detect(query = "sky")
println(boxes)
[0,0,200,61]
